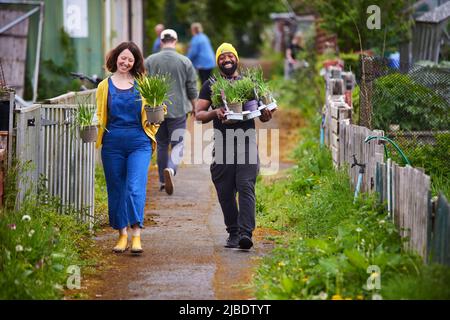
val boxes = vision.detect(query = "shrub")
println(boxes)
[371,73,448,131]
[0,172,93,299]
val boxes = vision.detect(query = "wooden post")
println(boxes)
[0,133,6,207]
[359,55,373,129]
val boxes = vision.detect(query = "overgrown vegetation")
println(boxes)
[0,167,95,299]
[254,115,450,300]
[369,74,448,132]
[253,53,450,299]
[352,70,450,198]
[386,133,450,198]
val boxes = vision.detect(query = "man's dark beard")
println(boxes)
[219,62,237,76]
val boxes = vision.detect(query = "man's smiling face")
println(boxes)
[218,52,238,76]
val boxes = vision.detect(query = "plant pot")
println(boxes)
[227,102,242,114]
[260,94,272,106]
[243,99,258,112]
[145,105,165,124]
[79,125,97,143]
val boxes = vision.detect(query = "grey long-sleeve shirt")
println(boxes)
[144,48,198,118]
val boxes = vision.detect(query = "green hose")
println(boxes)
[364,135,411,166]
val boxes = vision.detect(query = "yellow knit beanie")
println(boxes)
[215,43,239,65]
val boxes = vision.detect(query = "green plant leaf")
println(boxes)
[344,249,368,270]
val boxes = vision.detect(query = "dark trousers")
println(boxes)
[198,69,213,86]
[156,115,187,184]
[210,157,259,238]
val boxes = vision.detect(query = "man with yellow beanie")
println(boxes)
[195,43,274,250]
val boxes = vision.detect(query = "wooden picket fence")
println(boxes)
[323,66,450,265]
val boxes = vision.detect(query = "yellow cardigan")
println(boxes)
[95,78,159,149]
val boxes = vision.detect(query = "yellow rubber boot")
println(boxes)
[131,235,143,254]
[113,234,128,253]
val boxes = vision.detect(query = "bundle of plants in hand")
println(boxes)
[135,73,171,124]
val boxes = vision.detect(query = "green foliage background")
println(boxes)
[312,0,412,53]
[143,0,284,57]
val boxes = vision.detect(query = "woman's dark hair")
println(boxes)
[105,41,145,77]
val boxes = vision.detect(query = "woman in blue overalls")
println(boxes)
[96,42,159,254]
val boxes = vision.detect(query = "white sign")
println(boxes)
[63,0,88,38]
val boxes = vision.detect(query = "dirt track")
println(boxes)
[71,109,300,300]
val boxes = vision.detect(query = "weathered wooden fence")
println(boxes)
[376,162,431,258]
[12,91,96,228]
[323,65,450,265]
[44,89,97,105]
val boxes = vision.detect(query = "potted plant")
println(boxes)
[226,81,245,113]
[211,76,245,113]
[135,74,171,124]
[236,76,259,112]
[72,102,97,143]
[210,75,229,109]
[245,67,273,106]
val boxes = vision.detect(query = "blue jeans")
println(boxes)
[101,127,152,230]
[156,115,187,184]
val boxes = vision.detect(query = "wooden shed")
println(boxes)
[412,1,450,63]
[0,0,145,102]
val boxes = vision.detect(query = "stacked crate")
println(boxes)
[324,66,353,167]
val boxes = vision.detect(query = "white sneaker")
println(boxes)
[163,168,174,195]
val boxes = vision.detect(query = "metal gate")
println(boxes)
[15,102,96,228]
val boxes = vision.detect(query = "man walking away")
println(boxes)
[145,29,198,195]
[187,22,216,85]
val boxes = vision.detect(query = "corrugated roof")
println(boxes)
[416,0,450,23]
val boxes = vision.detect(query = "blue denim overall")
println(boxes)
[101,77,152,230]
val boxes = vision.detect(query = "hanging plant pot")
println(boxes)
[79,125,98,143]
[145,105,165,124]
[243,99,258,112]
